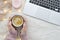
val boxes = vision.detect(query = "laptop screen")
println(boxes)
[30,0,60,13]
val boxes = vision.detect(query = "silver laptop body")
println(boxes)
[23,0,60,26]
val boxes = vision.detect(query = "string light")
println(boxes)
[3,18,8,21]
[3,9,8,13]
[18,9,21,13]
[0,0,12,21]
[16,38,21,40]
[8,9,12,13]
[3,0,8,4]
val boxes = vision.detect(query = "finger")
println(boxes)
[20,30,28,40]
[21,21,27,35]
[20,17,28,40]
[8,21,17,34]
[23,23,27,29]
[8,21,15,31]
[23,17,27,27]
[23,18,27,31]
[5,34,16,40]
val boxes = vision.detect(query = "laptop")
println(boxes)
[23,0,60,26]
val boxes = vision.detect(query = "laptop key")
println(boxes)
[30,0,60,13]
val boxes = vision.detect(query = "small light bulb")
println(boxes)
[4,1,8,4]
[4,9,8,13]
[18,9,21,12]
[16,38,21,40]
[9,10,12,13]
[3,18,6,20]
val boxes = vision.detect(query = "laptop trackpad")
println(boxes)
[36,7,60,25]
[35,7,50,22]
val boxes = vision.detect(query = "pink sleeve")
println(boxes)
[5,21,17,40]
[5,32,17,40]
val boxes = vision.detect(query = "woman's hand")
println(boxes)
[5,18,27,40]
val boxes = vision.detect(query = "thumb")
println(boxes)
[8,21,17,35]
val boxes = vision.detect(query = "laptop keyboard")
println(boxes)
[30,0,60,13]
